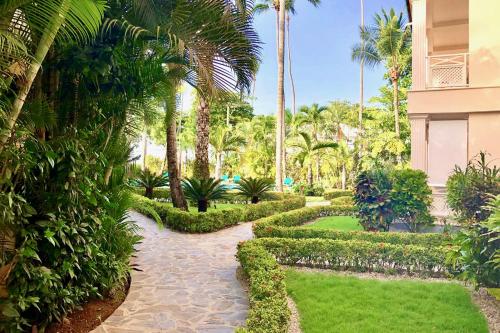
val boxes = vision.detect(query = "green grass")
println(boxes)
[305,196,326,202]
[285,270,488,333]
[306,216,363,231]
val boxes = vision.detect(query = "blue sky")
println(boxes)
[251,0,407,115]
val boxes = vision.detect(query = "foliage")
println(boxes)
[354,168,394,231]
[252,205,450,247]
[131,193,306,233]
[446,152,500,223]
[324,189,352,200]
[259,238,449,277]
[447,195,500,288]
[330,195,354,206]
[235,241,289,333]
[182,178,227,212]
[236,177,274,203]
[390,169,433,232]
[293,182,325,196]
[131,187,171,201]
[136,169,169,199]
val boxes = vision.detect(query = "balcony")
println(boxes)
[426,53,469,88]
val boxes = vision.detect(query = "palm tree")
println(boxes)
[299,103,327,182]
[182,177,227,212]
[236,177,274,203]
[291,132,337,186]
[0,0,106,149]
[351,8,411,140]
[210,126,246,179]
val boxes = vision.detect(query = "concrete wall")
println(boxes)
[468,112,500,165]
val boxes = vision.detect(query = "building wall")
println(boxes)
[469,0,500,87]
[468,112,500,165]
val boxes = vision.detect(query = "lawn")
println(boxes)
[305,196,326,202]
[306,216,363,231]
[285,270,488,333]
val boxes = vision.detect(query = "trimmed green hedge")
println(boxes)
[324,189,352,200]
[257,238,450,277]
[131,193,305,233]
[130,186,171,200]
[253,205,451,247]
[330,195,353,206]
[236,241,289,333]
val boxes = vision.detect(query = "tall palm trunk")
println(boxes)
[392,78,400,138]
[142,133,148,170]
[194,97,211,179]
[167,119,188,210]
[0,1,71,150]
[275,0,286,192]
[214,152,223,180]
[341,164,346,190]
[286,13,296,115]
[307,162,313,186]
[359,0,364,131]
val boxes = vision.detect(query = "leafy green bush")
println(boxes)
[447,195,500,287]
[293,183,325,196]
[253,205,450,247]
[182,177,227,212]
[236,241,289,333]
[258,238,449,277]
[354,169,394,231]
[135,169,169,198]
[330,195,353,206]
[324,189,352,200]
[446,152,500,223]
[131,193,305,233]
[236,177,274,203]
[130,186,170,200]
[390,169,433,232]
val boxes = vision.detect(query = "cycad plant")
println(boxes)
[136,169,169,199]
[237,177,274,203]
[182,178,227,212]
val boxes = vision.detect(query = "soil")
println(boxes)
[45,278,129,333]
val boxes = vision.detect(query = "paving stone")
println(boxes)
[92,211,252,332]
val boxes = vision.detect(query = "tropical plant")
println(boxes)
[210,126,246,179]
[446,152,500,223]
[299,103,328,182]
[352,8,411,142]
[182,177,227,212]
[136,169,169,199]
[237,177,274,203]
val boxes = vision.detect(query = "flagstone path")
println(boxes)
[92,211,253,333]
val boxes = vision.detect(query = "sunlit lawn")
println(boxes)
[306,216,362,231]
[305,196,326,202]
[285,270,488,333]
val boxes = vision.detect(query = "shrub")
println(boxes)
[253,205,450,247]
[390,169,434,232]
[130,186,170,200]
[446,152,500,223]
[258,238,449,277]
[354,169,394,231]
[182,177,227,212]
[447,195,500,287]
[330,195,353,206]
[236,241,289,333]
[324,189,352,200]
[135,169,169,198]
[236,177,274,203]
[293,183,324,196]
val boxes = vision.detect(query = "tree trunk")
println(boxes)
[167,119,188,211]
[214,152,223,180]
[359,0,365,131]
[194,97,210,179]
[142,133,148,170]
[251,196,259,204]
[104,164,113,185]
[341,164,346,190]
[275,0,286,192]
[286,13,296,115]
[392,78,400,138]
[198,199,208,213]
[0,0,71,150]
[307,162,313,186]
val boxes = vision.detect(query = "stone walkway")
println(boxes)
[92,211,253,333]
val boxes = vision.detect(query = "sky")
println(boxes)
[250,0,408,115]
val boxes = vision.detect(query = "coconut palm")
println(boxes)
[210,126,246,180]
[299,103,328,182]
[182,177,227,212]
[236,177,274,203]
[351,8,411,140]
[291,132,337,186]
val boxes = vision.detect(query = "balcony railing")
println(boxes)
[426,53,469,88]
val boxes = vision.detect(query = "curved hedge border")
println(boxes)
[324,189,352,200]
[131,187,170,200]
[131,193,305,233]
[253,205,451,247]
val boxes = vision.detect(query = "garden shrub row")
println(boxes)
[253,205,451,247]
[235,241,289,333]
[131,193,306,233]
[330,195,353,206]
[130,186,171,200]
[324,189,352,200]
[257,238,450,277]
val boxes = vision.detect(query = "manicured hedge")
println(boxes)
[130,186,171,200]
[253,205,451,247]
[324,189,352,200]
[330,195,353,206]
[236,241,289,333]
[131,193,305,233]
[257,238,450,277]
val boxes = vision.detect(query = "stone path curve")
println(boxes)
[92,211,253,333]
